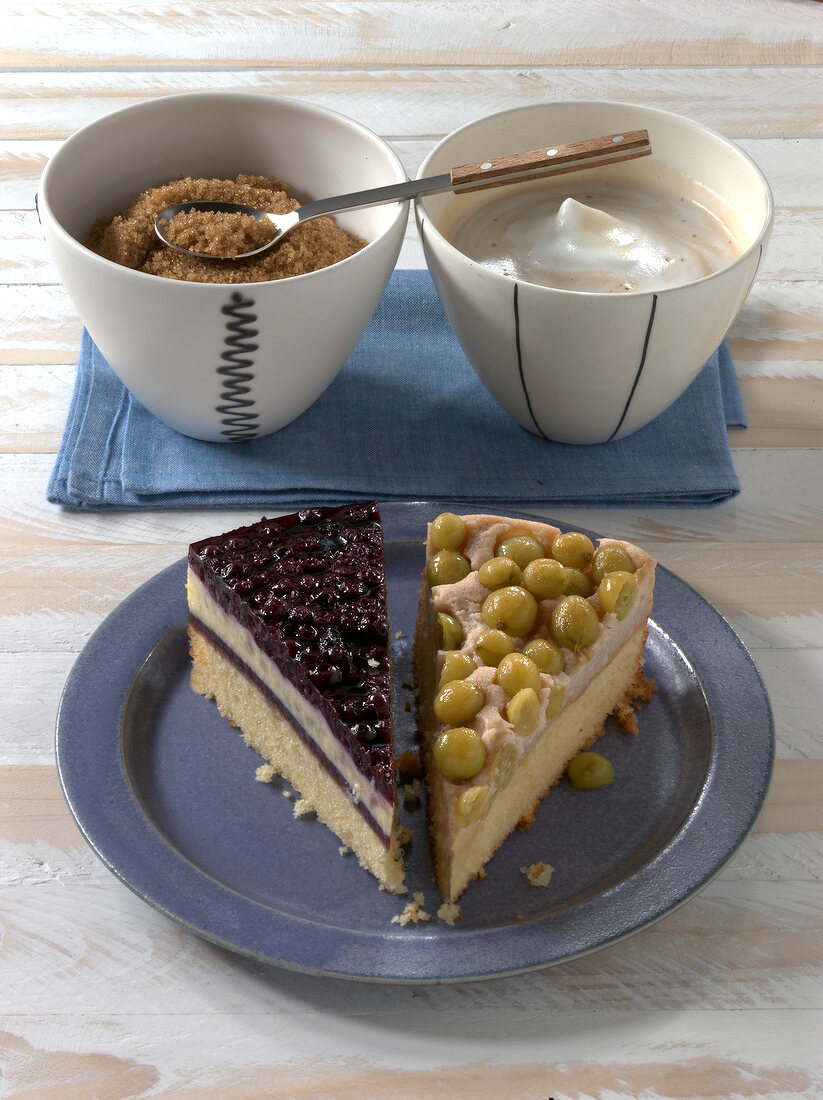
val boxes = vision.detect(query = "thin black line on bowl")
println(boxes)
[607,292,658,442]
[217,291,261,442]
[513,282,550,439]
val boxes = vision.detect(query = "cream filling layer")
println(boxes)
[186,568,393,837]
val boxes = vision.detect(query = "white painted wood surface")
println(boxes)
[2,2,822,1096]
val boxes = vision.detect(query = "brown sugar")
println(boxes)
[84,174,366,284]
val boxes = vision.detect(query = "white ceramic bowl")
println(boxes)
[416,101,773,444]
[39,93,408,441]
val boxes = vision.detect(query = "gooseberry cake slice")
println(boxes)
[415,512,656,902]
[186,502,405,894]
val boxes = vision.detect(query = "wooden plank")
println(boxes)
[2,448,823,548]
[0,364,73,450]
[0,212,53,284]
[2,366,820,454]
[0,209,424,284]
[0,538,821,634]
[2,759,818,853]
[0,871,822,1012]
[729,377,823,449]
[26,646,823,767]
[0,766,99,885]
[2,772,823,1019]
[0,142,59,209]
[0,1011,821,1097]
[4,132,822,215]
[0,285,83,365]
[5,643,811,766]
[8,201,823,286]
[2,779,823,941]
[1,558,821,761]
[4,2,821,70]
[0,546,185,649]
[1,593,820,767]
[753,759,823,836]
[2,66,822,141]
[2,276,821,366]
[0,652,76,765]
[728,281,823,363]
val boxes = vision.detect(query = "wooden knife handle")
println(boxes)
[450,129,651,192]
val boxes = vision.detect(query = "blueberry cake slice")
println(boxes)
[415,512,656,902]
[186,502,405,893]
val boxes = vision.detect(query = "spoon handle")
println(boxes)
[450,129,651,192]
[297,129,651,225]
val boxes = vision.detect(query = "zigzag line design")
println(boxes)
[216,291,261,442]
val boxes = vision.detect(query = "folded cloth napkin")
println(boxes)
[48,269,746,511]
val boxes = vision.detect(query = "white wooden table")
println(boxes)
[2,3,822,1096]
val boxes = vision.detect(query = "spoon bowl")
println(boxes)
[154,200,296,260]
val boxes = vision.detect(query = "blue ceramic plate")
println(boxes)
[56,502,773,983]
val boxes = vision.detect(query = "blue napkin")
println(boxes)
[48,269,746,511]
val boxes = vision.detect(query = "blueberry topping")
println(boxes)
[306,662,343,689]
[291,535,324,553]
[190,503,393,796]
[297,508,325,526]
[342,504,374,525]
[257,596,289,620]
[337,578,368,601]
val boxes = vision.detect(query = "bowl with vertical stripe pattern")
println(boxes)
[415,101,772,444]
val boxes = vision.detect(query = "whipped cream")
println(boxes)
[442,182,742,293]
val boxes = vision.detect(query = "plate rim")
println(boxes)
[55,502,775,983]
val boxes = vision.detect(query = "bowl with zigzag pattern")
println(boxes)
[39,92,408,441]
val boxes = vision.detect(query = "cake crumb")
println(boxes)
[293,798,315,817]
[255,764,276,783]
[366,657,380,668]
[396,749,422,777]
[437,901,462,926]
[616,671,658,734]
[282,789,294,799]
[391,892,431,926]
[398,826,413,848]
[402,779,422,807]
[521,862,555,887]
[338,845,350,856]
[615,702,639,735]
